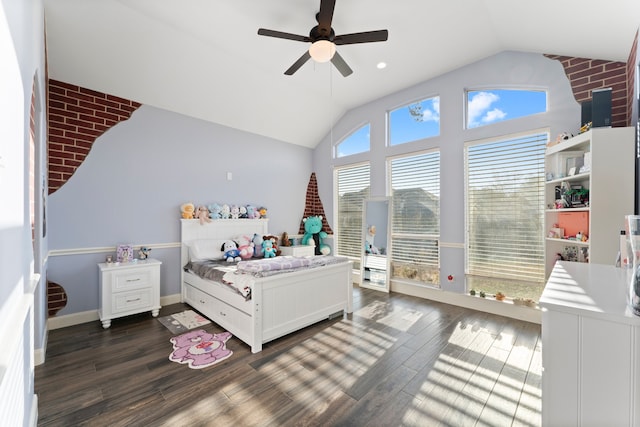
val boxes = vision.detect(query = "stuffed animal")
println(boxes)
[181,203,195,219]
[302,215,330,255]
[263,234,281,256]
[239,206,248,219]
[364,241,380,255]
[281,232,291,247]
[236,235,254,260]
[258,206,268,218]
[208,203,222,220]
[195,205,211,225]
[138,246,152,260]
[246,205,261,219]
[220,204,231,219]
[220,240,241,262]
[252,233,264,257]
[262,238,277,258]
[230,204,240,219]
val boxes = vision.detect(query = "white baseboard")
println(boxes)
[47,293,183,330]
[34,326,47,366]
[29,394,38,427]
[390,281,541,324]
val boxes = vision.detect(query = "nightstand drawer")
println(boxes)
[112,288,153,314]
[112,269,153,292]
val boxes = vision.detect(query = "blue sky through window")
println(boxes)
[389,96,440,146]
[336,123,370,157]
[335,89,547,156]
[467,89,547,128]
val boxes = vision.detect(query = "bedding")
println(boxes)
[184,259,252,300]
[185,255,350,301]
[236,255,348,276]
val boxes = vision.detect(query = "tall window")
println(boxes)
[336,124,370,158]
[389,96,440,146]
[390,151,440,285]
[335,164,370,269]
[465,131,547,299]
[466,89,547,129]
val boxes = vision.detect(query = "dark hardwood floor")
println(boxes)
[35,287,541,426]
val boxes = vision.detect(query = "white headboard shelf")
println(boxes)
[180,218,269,266]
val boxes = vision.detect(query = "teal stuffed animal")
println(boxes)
[262,238,277,258]
[301,215,330,255]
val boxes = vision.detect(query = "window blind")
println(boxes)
[466,132,547,283]
[336,164,370,266]
[390,151,440,278]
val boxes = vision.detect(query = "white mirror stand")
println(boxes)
[360,197,391,292]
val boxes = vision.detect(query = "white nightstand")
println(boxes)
[98,258,161,328]
[279,245,315,257]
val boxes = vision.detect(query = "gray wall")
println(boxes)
[47,105,313,315]
[313,51,581,293]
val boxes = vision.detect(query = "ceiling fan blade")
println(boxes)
[258,28,310,43]
[317,0,336,33]
[331,51,353,77]
[284,51,311,75]
[334,29,388,45]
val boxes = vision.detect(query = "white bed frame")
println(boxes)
[180,219,353,353]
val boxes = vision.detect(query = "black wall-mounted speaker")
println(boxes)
[592,88,612,128]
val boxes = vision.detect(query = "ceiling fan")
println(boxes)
[257,0,388,77]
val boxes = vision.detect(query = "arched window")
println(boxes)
[466,89,546,129]
[388,96,440,146]
[336,124,370,158]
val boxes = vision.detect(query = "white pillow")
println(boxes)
[188,239,225,261]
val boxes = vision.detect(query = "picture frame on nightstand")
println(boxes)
[116,244,133,263]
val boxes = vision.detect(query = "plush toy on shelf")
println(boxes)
[180,202,195,219]
[301,215,330,255]
[258,207,268,218]
[220,204,231,219]
[246,205,261,219]
[208,203,222,220]
[230,205,240,219]
[195,205,211,225]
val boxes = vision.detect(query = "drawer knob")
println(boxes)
[126,298,141,303]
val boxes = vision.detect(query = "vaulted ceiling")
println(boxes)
[44,0,640,148]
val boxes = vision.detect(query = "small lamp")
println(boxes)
[308,40,336,63]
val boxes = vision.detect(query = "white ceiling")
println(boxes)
[44,0,640,148]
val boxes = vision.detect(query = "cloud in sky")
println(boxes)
[468,91,506,127]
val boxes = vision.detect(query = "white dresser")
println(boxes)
[98,258,162,328]
[540,261,640,427]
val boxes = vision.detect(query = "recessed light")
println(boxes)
[376,62,387,69]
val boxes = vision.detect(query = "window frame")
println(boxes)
[388,148,441,286]
[333,162,371,269]
[464,129,548,294]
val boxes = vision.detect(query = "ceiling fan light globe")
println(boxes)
[309,40,336,63]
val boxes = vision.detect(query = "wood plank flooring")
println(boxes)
[35,287,541,426]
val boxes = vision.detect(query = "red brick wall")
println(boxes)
[47,281,67,316]
[626,30,638,126]
[47,80,141,193]
[545,54,628,127]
